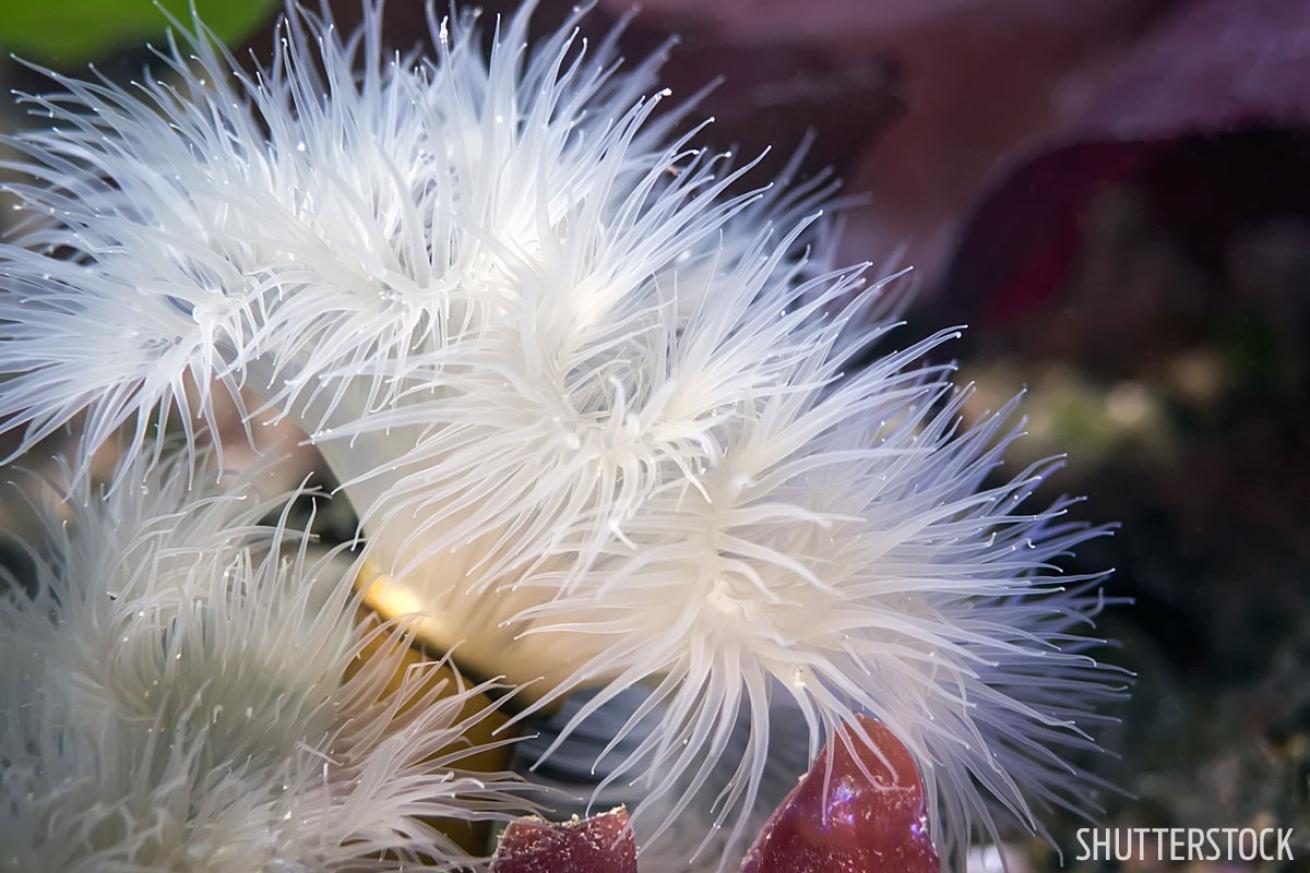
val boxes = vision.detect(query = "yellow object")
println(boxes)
[347,597,514,855]
[355,563,573,707]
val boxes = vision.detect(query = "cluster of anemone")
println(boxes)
[0,1,1127,870]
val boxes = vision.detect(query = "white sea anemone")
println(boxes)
[0,0,701,481]
[515,383,1126,863]
[0,1,1127,869]
[0,454,533,871]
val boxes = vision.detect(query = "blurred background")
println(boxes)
[1,1,1308,870]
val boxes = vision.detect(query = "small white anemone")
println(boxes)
[502,332,1128,866]
[0,454,535,872]
[0,0,699,479]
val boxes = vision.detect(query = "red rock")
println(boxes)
[491,807,637,873]
[739,717,939,873]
